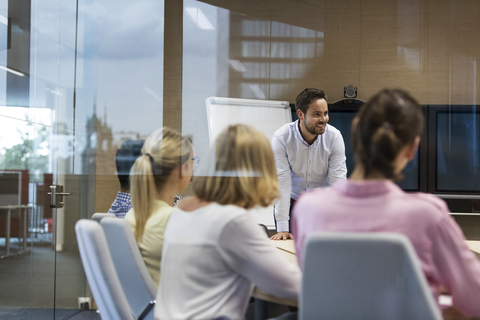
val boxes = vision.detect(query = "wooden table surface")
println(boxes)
[465,241,480,255]
[251,240,298,307]
[251,239,480,320]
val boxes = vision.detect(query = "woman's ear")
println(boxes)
[405,136,420,160]
[180,162,190,178]
[351,117,359,132]
[174,164,184,179]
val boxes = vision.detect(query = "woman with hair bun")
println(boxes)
[125,127,195,287]
[292,89,480,318]
[155,124,300,320]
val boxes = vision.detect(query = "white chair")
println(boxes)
[75,219,135,320]
[300,232,442,320]
[100,217,156,320]
[91,212,116,223]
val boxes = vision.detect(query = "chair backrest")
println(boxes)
[92,213,117,223]
[300,232,442,320]
[100,217,156,319]
[75,220,134,320]
[258,223,269,236]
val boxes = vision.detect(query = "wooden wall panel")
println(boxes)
[93,0,480,211]
[199,0,480,104]
[163,0,183,132]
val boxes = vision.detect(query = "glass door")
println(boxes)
[1,0,166,318]
[0,0,96,318]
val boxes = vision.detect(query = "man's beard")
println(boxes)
[305,121,325,135]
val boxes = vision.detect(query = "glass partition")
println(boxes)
[3,0,480,318]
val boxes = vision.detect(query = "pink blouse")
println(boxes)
[292,179,480,318]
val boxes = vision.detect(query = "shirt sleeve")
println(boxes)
[217,214,301,299]
[431,214,480,318]
[327,130,347,185]
[272,134,293,232]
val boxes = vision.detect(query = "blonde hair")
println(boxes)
[192,124,279,209]
[130,127,193,242]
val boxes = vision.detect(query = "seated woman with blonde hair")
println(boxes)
[292,89,480,318]
[125,127,195,287]
[155,124,301,320]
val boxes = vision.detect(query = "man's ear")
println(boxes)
[351,117,359,132]
[405,136,420,160]
[297,109,304,121]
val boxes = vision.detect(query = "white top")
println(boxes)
[272,120,347,232]
[155,203,301,320]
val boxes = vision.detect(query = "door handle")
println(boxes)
[48,185,71,208]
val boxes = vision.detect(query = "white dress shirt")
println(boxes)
[155,203,301,320]
[272,120,347,232]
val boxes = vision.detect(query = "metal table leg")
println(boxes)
[1,209,14,259]
[255,298,269,320]
[18,207,30,255]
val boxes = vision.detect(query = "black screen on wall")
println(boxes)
[328,110,419,191]
[436,109,480,192]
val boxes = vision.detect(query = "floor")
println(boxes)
[0,308,100,320]
[0,235,90,319]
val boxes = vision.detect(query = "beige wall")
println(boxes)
[95,0,480,212]
[207,0,480,105]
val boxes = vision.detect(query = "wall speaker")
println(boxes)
[344,85,357,98]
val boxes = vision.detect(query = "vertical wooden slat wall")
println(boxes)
[163,0,183,133]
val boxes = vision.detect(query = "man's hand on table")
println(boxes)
[270,232,294,240]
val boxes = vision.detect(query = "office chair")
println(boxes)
[75,219,135,320]
[258,223,269,236]
[91,213,116,223]
[100,217,156,320]
[300,232,442,320]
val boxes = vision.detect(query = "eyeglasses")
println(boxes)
[192,156,200,165]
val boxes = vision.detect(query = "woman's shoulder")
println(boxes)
[124,208,135,225]
[402,192,450,214]
[197,202,247,221]
[177,198,246,217]
[148,201,174,221]
[177,202,249,235]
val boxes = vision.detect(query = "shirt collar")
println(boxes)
[332,179,402,197]
[294,120,322,147]
[116,192,131,202]
[153,199,172,208]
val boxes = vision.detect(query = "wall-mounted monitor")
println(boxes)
[429,105,480,194]
[325,105,357,179]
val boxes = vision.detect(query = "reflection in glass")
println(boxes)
[183,1,325,161]
[437,109,480,192]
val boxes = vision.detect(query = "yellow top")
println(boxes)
[125,200,173,287]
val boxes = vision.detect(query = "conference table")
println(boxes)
[0,205,32,259]
[465,241,480,256]
[252,239,480,320]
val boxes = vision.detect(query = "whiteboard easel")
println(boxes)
[205,97,292,229]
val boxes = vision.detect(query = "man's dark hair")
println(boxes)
[116,140,144,192]
[295,88,327,114]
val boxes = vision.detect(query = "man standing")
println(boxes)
[270,88,347,240]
